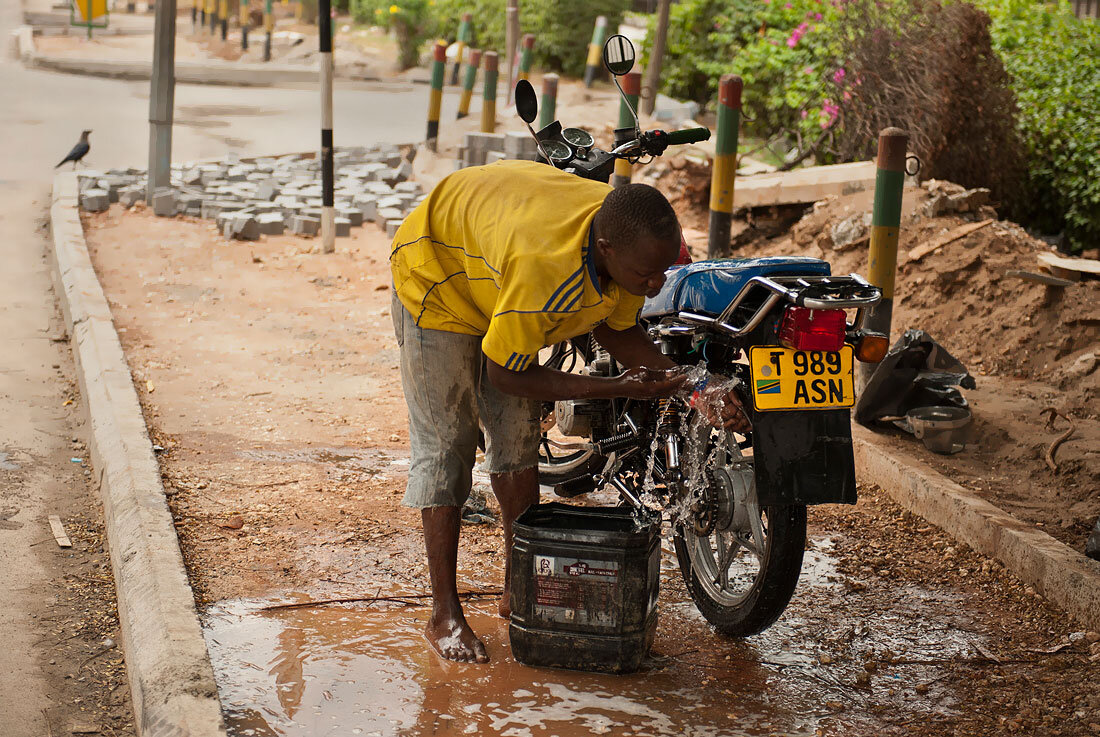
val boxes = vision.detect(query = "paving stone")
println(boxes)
[255,180,280,201]
[394,181,422,195]
[385,218,404,238]
[290,214,320,236]
[393,160,413,181]
[365,182,394,196]
[182,168,203,185]
[223,214,260,241]
[151,188,176,217]
[377,195,404,210]
[377,207,404,222]
[80,188,110,212]
[338,207,363,227]
[485,151,507,165]
[118,185,144,208]
[256,212,286,235]
[334,218,352,237]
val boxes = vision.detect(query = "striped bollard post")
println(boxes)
[191,0,197,30]
[219,0,228,40]
[209,0,217,32]
[457,48,481,119]
[539,73,558,130]
[611,71,641,189]
[517,33,535,82]
[481,51,498,133]
[707,74,742,258]
[200,0,206,28]
[583,16,607,88]
[319,0,335,253]
[240,0,250,51]
[263,0,272,61]
[426,40,447,151]
[449,12,472,86]
[858,127,909,388]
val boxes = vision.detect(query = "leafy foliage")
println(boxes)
[980,0,1100,251]
[351,0,437,69]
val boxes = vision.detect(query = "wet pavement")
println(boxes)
[202,534,996,737]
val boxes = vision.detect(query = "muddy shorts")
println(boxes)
[391,290,542,508]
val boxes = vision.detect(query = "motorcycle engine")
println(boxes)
[554,399,603,437]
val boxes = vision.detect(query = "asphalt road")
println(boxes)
[0,6,437,734]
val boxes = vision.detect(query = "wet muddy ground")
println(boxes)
[81,210,1100,735]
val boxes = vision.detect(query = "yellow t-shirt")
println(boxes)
[390,160,644,370]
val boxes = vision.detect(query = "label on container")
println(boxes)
[532,555,620,630]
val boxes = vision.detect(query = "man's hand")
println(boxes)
[694,383,752,434]
[614,367,691,400]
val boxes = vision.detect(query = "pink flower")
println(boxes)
[803,65,814,74]
[843,90,852,101]
[787,35,799,47]
[832,67,846,84]
[814,11,823,19]
[784,2,793,8]
[801,109,808,119]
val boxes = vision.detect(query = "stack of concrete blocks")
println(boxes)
[73,145,428,243]
[458,132,541,169]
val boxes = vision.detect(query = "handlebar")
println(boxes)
[664,127,711,145]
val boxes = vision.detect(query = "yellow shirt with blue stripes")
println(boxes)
[390,160,644,370]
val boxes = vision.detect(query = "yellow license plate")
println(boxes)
[748,345,855,411]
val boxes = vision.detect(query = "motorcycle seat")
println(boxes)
[641,257,832,319]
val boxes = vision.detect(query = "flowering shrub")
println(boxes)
[351,0,437,69]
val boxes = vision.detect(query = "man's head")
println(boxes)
[592,183,681,298]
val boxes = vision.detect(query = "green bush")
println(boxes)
[351,0,437,69]
[980,0,1100,252]
[431,0,631,77]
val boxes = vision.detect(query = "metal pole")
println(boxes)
[450,12,472,86]
[240,0,249,51]
[426,40,446,151]
[147,0,176,204]
[456,48,481,119]
[858,127,908,388]
[481,51,498,134]
[319,0,335,253]
[505,0,519,93]
[539,73,558,130]
[583,15,607,88]
[707,74,742,259]
[263,0,272,61]
[640,0,670,116]
[611,71,640,189]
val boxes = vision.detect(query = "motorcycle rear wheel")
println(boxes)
[674,504,806,636]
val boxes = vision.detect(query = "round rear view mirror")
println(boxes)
[602,34,636,76]
[514,79,538,125]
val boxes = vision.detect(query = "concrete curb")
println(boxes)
[853,426,1100,631]
[49,172,227,737]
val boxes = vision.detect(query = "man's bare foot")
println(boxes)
[425,611,489,663]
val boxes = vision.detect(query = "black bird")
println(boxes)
[56,130,92,169]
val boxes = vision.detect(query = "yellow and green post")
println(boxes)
[707,74,742,258]
[218,0,228,39]
[539,73,558,130]
[449,12,472,86]
[200,0,206,28]
[426,40,447,151]
[481,51,499,133]
[240,0,250,51]
[191,0,197,30]
[208,0,217,32]
[517,33,535,83]
[583,15,608,88]
[611,71,641,189]
[859,127,909,388]
[263,0,273,61]
[457,48,481,119]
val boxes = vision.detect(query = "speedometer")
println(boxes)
[561,128,595,149]
[541,140,573,163]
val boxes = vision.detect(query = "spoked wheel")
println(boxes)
[536,339,606,493]
[672,424,807,637]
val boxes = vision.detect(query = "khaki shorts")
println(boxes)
[391,290,541,508]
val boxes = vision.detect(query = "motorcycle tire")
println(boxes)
[673,504,806,637]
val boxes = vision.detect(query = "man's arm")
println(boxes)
[485,360,687,402]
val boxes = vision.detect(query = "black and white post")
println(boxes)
[319,0,335,253]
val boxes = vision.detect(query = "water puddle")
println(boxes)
[237,446,409,483]
[203,535,989,737]
[0,450,19,470]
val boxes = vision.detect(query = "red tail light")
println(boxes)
[777,307,846,352]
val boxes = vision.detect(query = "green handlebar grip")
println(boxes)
[666,127,711,145]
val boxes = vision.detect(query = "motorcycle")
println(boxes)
[513,36,887,637]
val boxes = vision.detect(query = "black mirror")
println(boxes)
[515,79,538,124]
[602,34,635,76]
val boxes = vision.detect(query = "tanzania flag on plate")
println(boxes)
[755,379,781,394]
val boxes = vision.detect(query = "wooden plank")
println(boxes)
[1004,269,1075,288]
[907,219,993,262]
[1038,251,1100,277]
[48,515,71,548]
